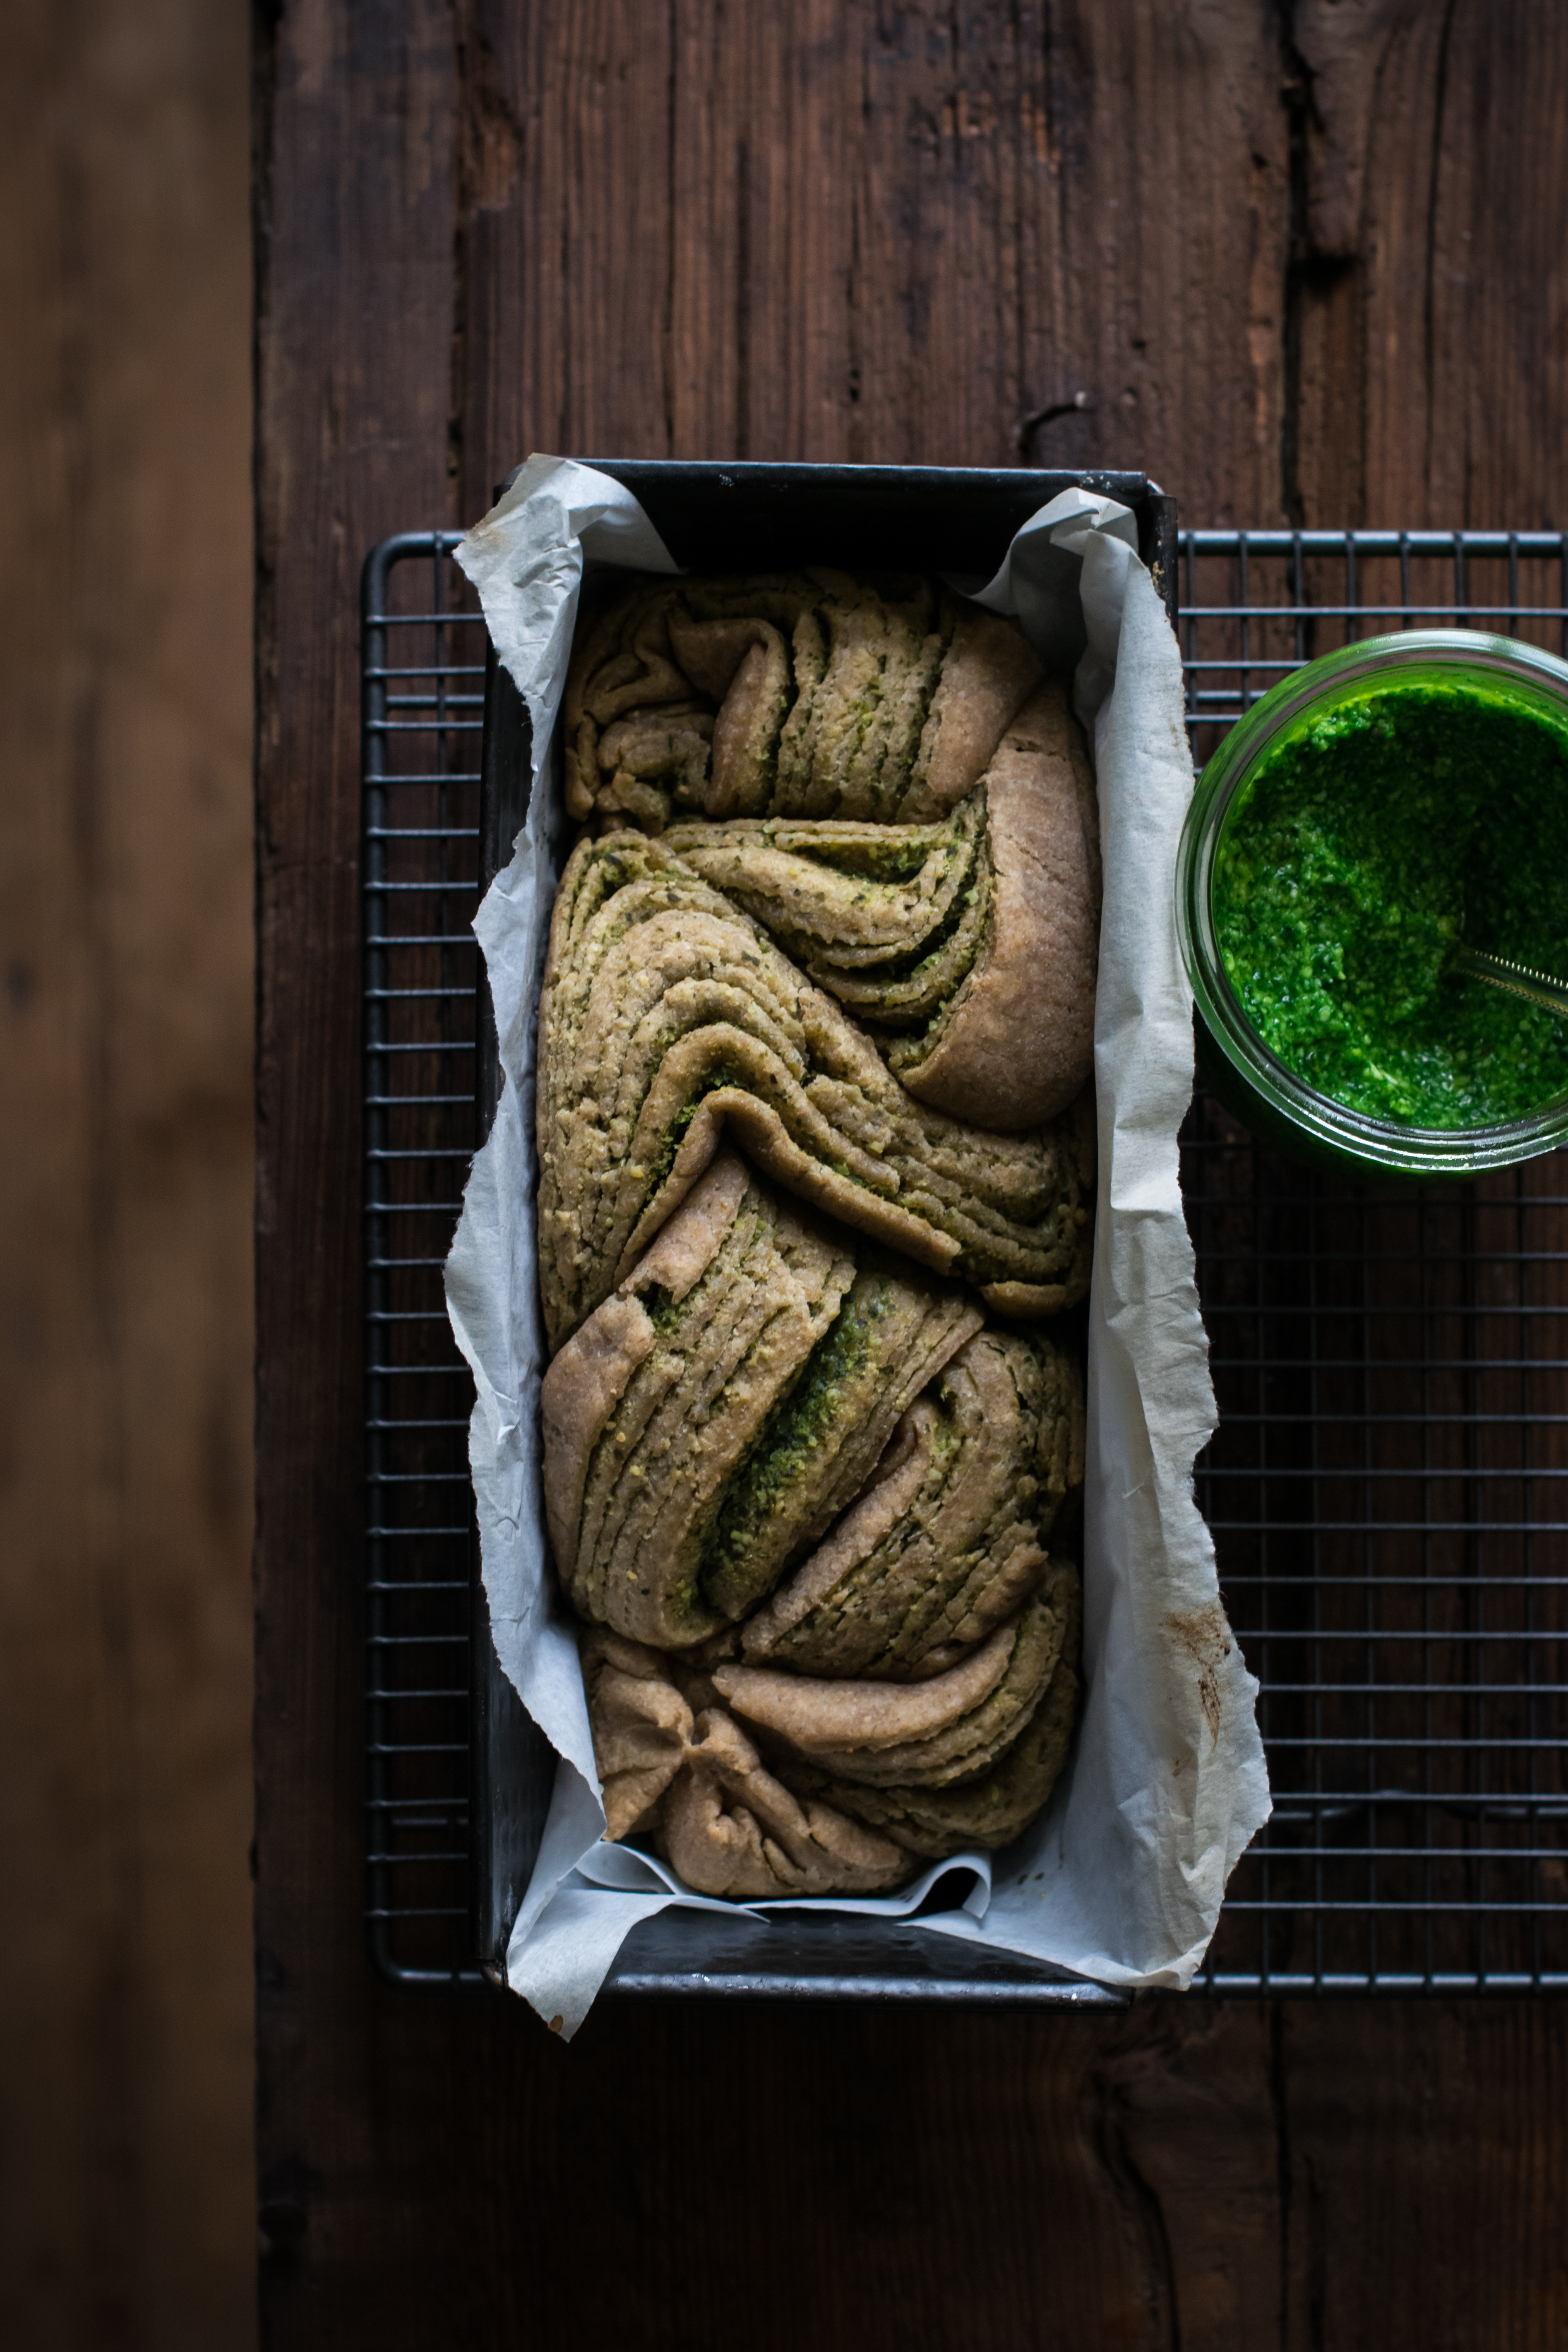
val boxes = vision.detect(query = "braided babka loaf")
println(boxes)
[531,568,1099,1900]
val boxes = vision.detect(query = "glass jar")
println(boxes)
[1175,628,1568,1178]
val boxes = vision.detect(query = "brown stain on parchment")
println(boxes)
[1165,1604,1234,1746]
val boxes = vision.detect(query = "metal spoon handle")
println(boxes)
[1452,944,1568,1020]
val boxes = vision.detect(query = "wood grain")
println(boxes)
[255,5,1568,2347]
[0,0,255,2344]
[455,0,1292,512]
[1290,0,1568,527]
[252,0,461,2286]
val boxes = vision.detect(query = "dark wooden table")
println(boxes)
[255,7,1568,2343]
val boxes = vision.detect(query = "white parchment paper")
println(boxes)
[447,456,1271,2036]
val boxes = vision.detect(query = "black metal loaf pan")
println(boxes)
[471,459,1177,2002]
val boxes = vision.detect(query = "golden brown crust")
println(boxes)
[543,574,1098,1902]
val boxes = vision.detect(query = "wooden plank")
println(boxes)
[255,5,1568,2347]
[1277,2003,1568,2347]
[1290,0,1568,528]
[0,1,256,2344]
[456,0,1289,509]
[665,0,862,463]
[251,0,462,2320]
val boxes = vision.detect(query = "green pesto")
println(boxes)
[890,891,996,1069]
[809,834,936,881]
[641,1058,746,1201]
[638,1281,682,1335]
[1213,678,1568,1127]
[697,1274,886,1610]
[874,876,985,992]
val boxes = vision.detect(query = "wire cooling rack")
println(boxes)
[361,533,483,1986]
[361,527,1568,1992]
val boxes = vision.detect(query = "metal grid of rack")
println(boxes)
[1184,531,1568,1990]
[361,526,1568,1992]
[361,532,484,1985]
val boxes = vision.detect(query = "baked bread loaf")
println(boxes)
[563,570,1046,829]
[531,564,1098,1902]
[535,828,1094,1349]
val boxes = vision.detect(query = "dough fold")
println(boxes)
[563,570,1045,829]
[543,1149,980,1647]
[537,829,1094,1347]
[666,693,1099,1132]
[713,1571,1074,1788]
[577,1564,1083,1884]
[739,1328,1083,1679]
[580,1631,913,1896]
[774,1573,1082,1857]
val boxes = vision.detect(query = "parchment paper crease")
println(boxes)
[447,456,1271,2037]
